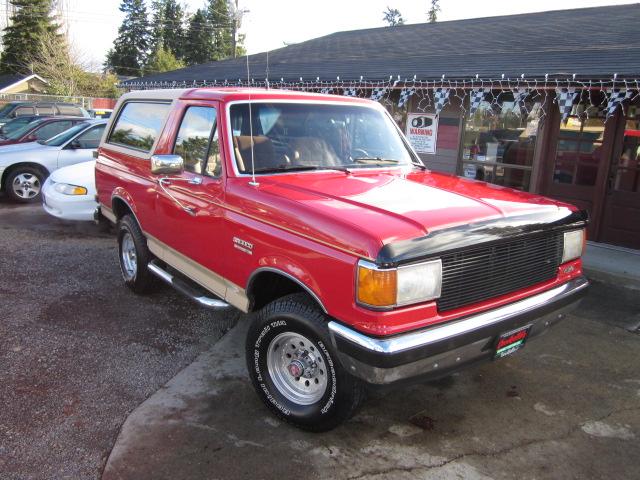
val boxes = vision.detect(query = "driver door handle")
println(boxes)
[157,176,199,216]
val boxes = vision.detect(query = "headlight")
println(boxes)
[562,229,585,263]
[357,259,442,308]
[53,183,88,195]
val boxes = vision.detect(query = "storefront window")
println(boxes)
[552,100,605,186]
[460,94,540,191]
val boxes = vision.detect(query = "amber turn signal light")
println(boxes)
[357,265,397,307]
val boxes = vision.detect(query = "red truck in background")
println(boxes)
[95,88,588,431]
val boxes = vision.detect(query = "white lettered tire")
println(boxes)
[246,293,365,432]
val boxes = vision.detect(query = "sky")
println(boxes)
[53,0,638,69]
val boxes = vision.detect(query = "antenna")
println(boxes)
[265,50,270,90]
[246,54,258,187]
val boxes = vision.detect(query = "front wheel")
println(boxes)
[246,293,365,432]
[5,166,45,203]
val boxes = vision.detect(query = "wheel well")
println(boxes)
[248,270,325,312]
[1,162,49,190]
[112,196,133,220]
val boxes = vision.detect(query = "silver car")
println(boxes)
[0,119,106,202]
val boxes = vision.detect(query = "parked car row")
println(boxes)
[0,112,105,207]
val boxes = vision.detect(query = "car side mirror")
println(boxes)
[68,139,82,149]
[151,154,184,175]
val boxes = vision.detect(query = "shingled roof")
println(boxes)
[125,4,640,86]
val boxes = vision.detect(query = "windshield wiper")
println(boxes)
[352,157,400,164]
[252,165,351,174]
[412,161,427,170]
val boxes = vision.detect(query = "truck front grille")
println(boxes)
[437,232,564,312]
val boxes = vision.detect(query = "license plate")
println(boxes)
[494,324,532,359]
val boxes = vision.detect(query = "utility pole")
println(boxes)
[231,1,249,58]
[231,0,238,58]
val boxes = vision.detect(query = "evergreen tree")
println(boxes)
[208,0,233,60]
[427,0,440,23]
[183,8,214,66]
[146,45,185,74]
[382,7,404,27]
[0,0,61,75]
[150,0,186,60]
[106,0,151,76]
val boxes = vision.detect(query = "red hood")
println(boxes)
[227,169,574,261]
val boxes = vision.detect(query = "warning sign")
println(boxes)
[406,113,438,154]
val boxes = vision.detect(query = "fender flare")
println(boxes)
[247,266,328,313]
[111,189,140,221]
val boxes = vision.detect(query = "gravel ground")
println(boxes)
[0,202,239,480]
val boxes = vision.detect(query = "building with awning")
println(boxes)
[122,4,640,249]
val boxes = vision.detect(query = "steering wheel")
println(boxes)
[350,148,371,161]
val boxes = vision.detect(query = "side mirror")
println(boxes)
[68,139,82,149]
[151,154,184,175]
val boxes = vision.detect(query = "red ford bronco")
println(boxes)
[95,88,588,431]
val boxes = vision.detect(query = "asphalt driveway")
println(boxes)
[0,202,239,479]
[1,201,639,480]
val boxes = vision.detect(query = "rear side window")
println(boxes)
[109,102,170,152]
[34,121,72,140]
[37,104,56,115]
[15,106,34,117]
[174,106,217,175]
[57,105,81,116]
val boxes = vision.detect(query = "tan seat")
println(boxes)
[286,137,340,166]
[234,135,278,172]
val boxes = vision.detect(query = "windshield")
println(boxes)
[0,103,15,117]
[4,119,44,140]
[0,117,34,137]
[229,102,416,174]
[42,122,90,146]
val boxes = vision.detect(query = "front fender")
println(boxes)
[248,257,328,313]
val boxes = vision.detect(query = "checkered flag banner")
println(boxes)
[433,88,450,115]
[512,87,529,115]
[398,87,416,108]
[606,89,634,118]
[343,87,358,97]
[555,87,580,121]
[469,88,487,115]
[370,87,387,102]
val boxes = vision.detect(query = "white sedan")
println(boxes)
[42,160,97,221]
[0,119,106,203]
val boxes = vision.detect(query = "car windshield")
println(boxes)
[229,102,417,174]
[41,122,90,146]
[0,117,34,137]
[4,119,44,140]
[0,103,15,117]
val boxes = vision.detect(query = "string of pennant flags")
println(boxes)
[123,76,640,121]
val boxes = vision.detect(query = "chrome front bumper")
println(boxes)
[328,276,589,385]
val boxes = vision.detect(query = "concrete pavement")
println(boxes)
[583,241,640,290]
[102,281,640,480]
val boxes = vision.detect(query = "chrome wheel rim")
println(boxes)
[266,331,328,405]
[12,173,41,199]
[120,232,137,280]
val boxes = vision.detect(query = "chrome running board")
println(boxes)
[148,260,230,309]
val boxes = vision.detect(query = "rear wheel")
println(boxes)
[246,293,365,432]
[117,214,157,294]
[5,166,45,203]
